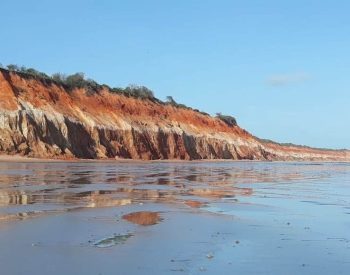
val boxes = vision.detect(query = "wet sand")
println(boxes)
[0,155,51,162]
[0,161,350,274]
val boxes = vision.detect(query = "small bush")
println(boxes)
[20,67,50,79]
[123,85,155,99]
[165,96,191,109]
[51,73,66,83]
[216,113,237,127]
[165,95,210,115]
[65,73,86,89]
[199,111,210,116]
[110,87,124,94]
[60,73,101,94]
[166,96,177,105]
[7,64,20,71]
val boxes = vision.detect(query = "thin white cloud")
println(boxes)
[266,72,311,87]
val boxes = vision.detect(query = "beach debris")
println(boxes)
[206,253,214,259]
[94,233,133,248]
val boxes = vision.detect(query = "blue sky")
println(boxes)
[1,0,349,148]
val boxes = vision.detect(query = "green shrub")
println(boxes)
[7,64,20,71]
[65,73,86,89]
[123,85,155,99]
[20,67,50,79]
[110,87,124,94]
[166,96,177,105]
[216,113,237,127]
[165,96,190,109]
[199,111,210,116]
[51,73,66,83]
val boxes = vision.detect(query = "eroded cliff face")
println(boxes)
[0,69,348,161]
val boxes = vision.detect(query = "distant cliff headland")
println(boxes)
[0,64,348,161]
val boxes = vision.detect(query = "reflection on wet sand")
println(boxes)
[0,190,33,205]
[86,196,132,208]
[185,200,207,208]
[122,211,161,226]
[0,161,346,222]
[188,187,252,198]
[0,211,44,222]
[1,162,350,274]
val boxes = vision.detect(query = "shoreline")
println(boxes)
[0,154,349,164]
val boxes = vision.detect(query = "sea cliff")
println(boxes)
[0,69,348,161]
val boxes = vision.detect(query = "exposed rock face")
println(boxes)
[0,69,348,161]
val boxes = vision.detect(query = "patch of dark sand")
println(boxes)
[122,211,161,226]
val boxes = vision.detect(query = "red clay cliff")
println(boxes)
[0,69,348,161]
